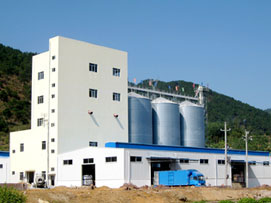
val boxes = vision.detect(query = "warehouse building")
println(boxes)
[9,36,271,188]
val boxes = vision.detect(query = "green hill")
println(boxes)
[0,43,270,152]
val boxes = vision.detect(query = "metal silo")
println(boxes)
[152,97,181,146]
[128,92,153,144]
[179,101,205,148]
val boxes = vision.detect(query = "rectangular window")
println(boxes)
[218,160,225,165]
[89,63,98,72]
[89,142,98,147]
[179,159,189,163]
[51,149,55,153]
[51,109,55,113]
[89,89,98,98]
[105,156,117,163]
[12,150,15,153]
[83,158,94,164]
[0,164,3,169]
[113,93,120,101]
[38,96,44,104]
[52,83,55,87]
[200,159,208,164]
[51,123,55,127]
[113,68,120,77]
[42,171,46,180]
[37,118,44,127]
[20,172,24,180]
[52,56,56,60]
[51,138,55,142]
[38,71,44,80]
[51,167,55,172]
[20,143,24,152]
[12,171,15,175]
[52,68,56,72]
[42,141,46,150]
[63,160,73,165]
[130,156,142,162]
[51,94,55,99]
[249,161,256,165]
[263,161,269,166]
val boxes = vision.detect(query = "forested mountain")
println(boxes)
[0,43,270,151]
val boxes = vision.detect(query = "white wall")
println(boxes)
[57,147,125,188]
[0,156,10,183]
[9,128,47,183]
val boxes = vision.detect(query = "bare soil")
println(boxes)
[25,185,271,203]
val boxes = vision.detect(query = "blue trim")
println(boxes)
[105,142,270,157]
[0,151,9,157]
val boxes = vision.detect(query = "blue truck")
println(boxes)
[154,169,205,186]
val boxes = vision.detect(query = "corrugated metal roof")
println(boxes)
[105,142,270,157]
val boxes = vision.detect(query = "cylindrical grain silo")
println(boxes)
[152,97,181,146]
[179,101,205,148]
[128,92,153,144]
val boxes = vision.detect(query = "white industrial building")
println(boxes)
[0,151,10,183]
[8,36,271,188]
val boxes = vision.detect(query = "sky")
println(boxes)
[0,0,270,110]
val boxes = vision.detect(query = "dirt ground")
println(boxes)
[24,185,271,203]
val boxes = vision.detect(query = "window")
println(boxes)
[200,159,208,164]
[51,138,55,142]
[249,161,256,165]
[38,71,44,80]
[52,68,56,72]
[52,56,56,60]
[89,63,97,72]
[63,160,73,165]
[12,150,15,153]
[20,143,24,152]
[51,109,55,113]
[42,171,46,180]
[52,83,55,87]
[105,156,117,162]
[113,93,120,101]
[89,142,98,147]
[51,123,55,127]
[20,172,24,180]
[83,158,94,164]
[12,171,15,175]
[38,96,44,104]
[51,149,55,153]
[42,141,46,150]
[263,161,269,166]
[130,156,142,162]
[37,118,44,127]
[89,89,98,98]
[0,164,3,169]
[51,167,55,172]
[218,160,225,165]
[51,94,55,99]
[113,68,120,77]
[179,159,189,163]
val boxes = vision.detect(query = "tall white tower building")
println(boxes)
[10,36,128,186]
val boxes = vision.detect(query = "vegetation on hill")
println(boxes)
[0,43,270,152]
[0,43,35,150]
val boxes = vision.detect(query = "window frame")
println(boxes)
[89,89,98,98]
[20,143,24,152]
[113,92,121,101]
[105,156,117,163]
[20,172,24,180]
[37,118,44,127]
[83,158,94,164]
[89,63,98,72]
[200,159,209,164]
[63,160,73,165]
[38,95,44,104]
[89,142,98,147]
[130,156,142,162]
[38,71,44,80]
[113,68,120,77]
[42,141,46,150]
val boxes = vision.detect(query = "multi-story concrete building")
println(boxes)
[10,36,128,186]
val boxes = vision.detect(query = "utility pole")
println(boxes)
[220,122,231,186]
[244,130,251,188]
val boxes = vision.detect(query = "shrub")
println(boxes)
[0,186,26,203]
[237,197,257,203]
[257,197,271,203]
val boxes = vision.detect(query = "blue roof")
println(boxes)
[105,142,270,157]
[0,151,9,157]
